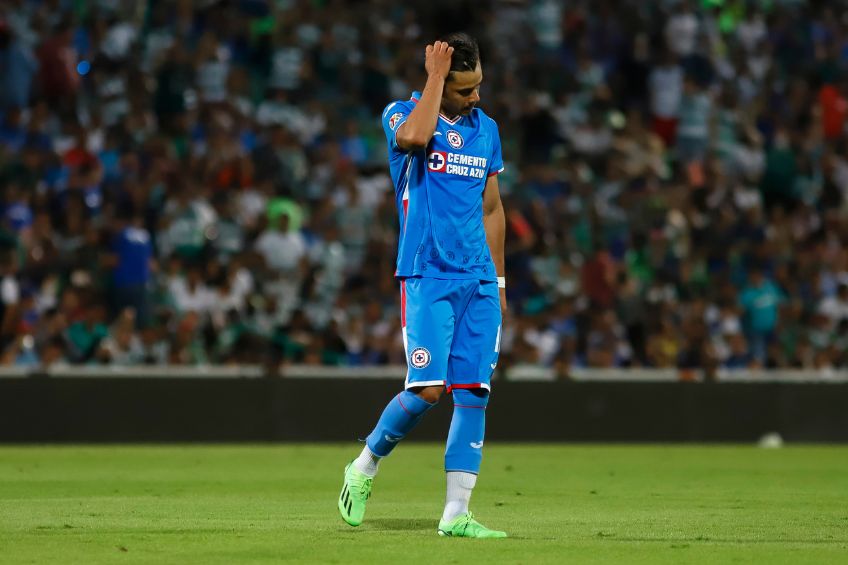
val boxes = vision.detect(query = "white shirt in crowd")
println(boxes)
[169,278,215,314]
[255,229,307,273]
[736,15,767,53]
[665,10,698,57]
[270,47,303,91]
[649,65,683,119]
[1,276,20,305]
[197,58,230,103]
[818,295,848,327]
[529,0,563,49]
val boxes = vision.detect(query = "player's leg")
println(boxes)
[439,388,505,538]
[359,278,453,466]
[356,388,437,471]
[339,388,436,527]
[339,278,452,526]
[438,279,505,538]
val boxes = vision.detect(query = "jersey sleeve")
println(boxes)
[381,100,413,154]
[487,118,505,177]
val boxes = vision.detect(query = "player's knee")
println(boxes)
[411,385,443,404]
[452,388,489,408]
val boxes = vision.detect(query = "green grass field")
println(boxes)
[1,444,846,564]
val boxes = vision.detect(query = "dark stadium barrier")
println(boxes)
[2,375,847,442]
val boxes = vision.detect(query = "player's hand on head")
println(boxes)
[425,41,454,81]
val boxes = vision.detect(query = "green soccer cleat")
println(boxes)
[338,462,373,526]
[437,512,507,538]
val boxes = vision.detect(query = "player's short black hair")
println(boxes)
[439,32,480,79]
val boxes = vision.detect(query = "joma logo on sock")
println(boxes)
[470,441,484,449]
[385,435,401,443]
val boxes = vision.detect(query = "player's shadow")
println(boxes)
[368,518,435,532]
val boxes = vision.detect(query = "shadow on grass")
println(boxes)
[367,518,436,532]
[365,518,530,540]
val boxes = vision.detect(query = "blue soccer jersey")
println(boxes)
[381,91,504,281]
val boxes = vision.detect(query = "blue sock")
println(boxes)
[445,389,488,473]
[365,391,435,457]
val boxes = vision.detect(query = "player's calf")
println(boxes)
[365,390,436,458]
[444,388,488,475]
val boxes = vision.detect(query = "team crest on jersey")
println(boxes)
[446,130,464,149]
[410,347,431,369]
[389,112,404,130]
[427,151,447,172]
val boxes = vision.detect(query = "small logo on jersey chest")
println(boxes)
[427,151,447,172]
[389,112,404,130]
[410,347,431,369]
[446,130,464,148]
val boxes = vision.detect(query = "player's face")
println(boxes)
[442,62,482,117]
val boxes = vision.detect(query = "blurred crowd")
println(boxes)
[1,0,847,375]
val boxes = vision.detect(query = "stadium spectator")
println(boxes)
[739,267,784,363]
[35,17,79,115]
[0,22,38,112]
[108,207,154,328]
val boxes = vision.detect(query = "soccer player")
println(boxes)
[338,33,507,538]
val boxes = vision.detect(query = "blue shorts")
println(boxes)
[400,277,501,393]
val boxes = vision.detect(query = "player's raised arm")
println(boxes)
[395,41,454,151]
